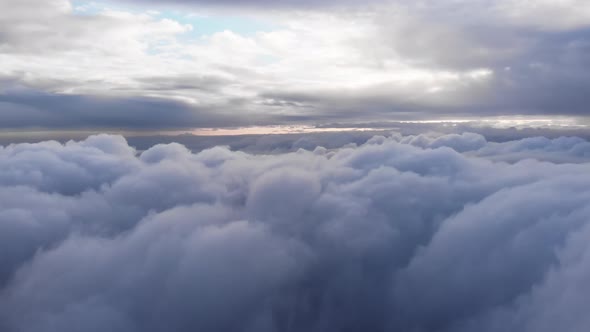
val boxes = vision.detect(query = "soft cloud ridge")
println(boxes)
[1,133,590,331]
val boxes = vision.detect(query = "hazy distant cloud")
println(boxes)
[1,133,590,331]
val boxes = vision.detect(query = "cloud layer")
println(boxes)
[1,133,590,331]
[1,0,589,129]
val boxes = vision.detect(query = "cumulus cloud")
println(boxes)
[402,132,590,163]
[1,132,590,331]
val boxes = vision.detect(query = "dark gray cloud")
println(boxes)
[0,81,371,130]
[1,133,590,331]
[260,24,590,119]
[0,85,249,130]
[473,28,590,116]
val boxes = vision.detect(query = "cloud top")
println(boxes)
[1,133,590,331]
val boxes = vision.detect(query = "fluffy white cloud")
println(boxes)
[1,132,590,331]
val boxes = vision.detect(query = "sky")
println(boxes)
[4,2,590,331]
[1,0,590,131]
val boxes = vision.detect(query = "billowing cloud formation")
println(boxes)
[1,133,590,331]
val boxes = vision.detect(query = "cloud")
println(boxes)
[0,85,243,129]
[1,0,589,129]
[121,0,590,30]
[400,132,590,163]
[1,133,590,331]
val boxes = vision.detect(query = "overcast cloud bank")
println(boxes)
[1,0,590,129]
[0,133,590,331]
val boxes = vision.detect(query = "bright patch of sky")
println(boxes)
[72,0,280,38]
[165,13,279,37]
